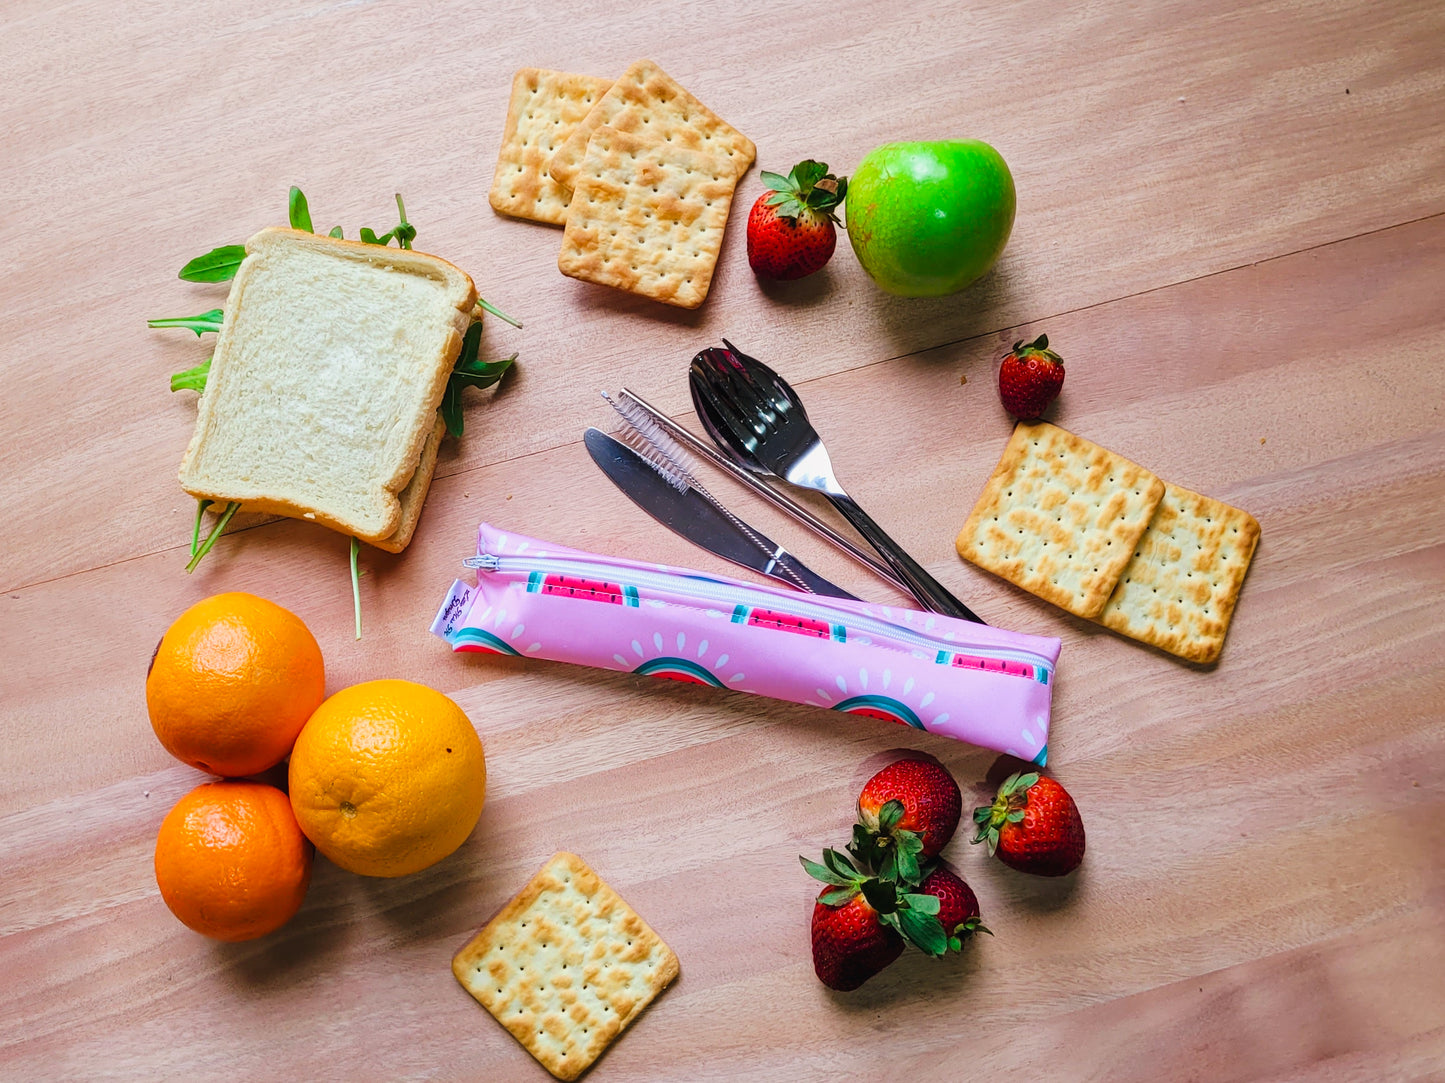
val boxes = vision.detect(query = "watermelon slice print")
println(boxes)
[527,572,639,606]
[731,605,845,642]
[832,694,925,729]
[632,657,725,687]
[450,628,522,656]
[935,650,1046,683]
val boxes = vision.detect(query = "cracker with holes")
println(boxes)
[1097,483,1260,663]
[452,852,679,1081]
[557,125,739,309]
[490,68,614,226]
[546,58,755,191]
[956,422,1165,619]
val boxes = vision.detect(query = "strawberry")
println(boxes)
[914,866,990,952]
[801,848,953,987]
[808,888,904,991]
[972,771,1085,876]
[997,333,1065,420]
[747,160,847,280]
[852,758,962,883]
[801,848,902,990]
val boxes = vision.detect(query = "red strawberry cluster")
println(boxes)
[802,758,1086,990]
[802,758,984,990]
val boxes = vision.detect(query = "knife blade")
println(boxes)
[584,427,857,600]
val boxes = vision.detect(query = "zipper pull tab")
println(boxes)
[463,553,501,571]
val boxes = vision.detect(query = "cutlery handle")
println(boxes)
[826,494,985,623]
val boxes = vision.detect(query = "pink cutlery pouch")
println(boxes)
[432,523,1062,764]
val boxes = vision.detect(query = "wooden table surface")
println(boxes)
[4,1,1444,1079]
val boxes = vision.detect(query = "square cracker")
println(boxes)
[452,852,679,1081]
[547,58,755,190]
[956,422,1166,619]
[490,68,614,226]
[557,125,739,309]
[1097,483,1260,663]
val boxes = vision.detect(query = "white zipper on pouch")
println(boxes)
[464,550,1055,680]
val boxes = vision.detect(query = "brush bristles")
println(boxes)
[602,391,708,494]
[616,426,690,493]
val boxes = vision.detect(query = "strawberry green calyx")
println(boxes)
[945,916,992,954]
[759,160,848,225]
[1011,335,1062,364]
[801,850,950,955]
[801,847,872,906]
[850,799,927,886]
[971,771,1038,856]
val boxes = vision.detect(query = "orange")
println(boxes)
[146,592,325,777]
[287,679,486,878]
[154,780,313,941]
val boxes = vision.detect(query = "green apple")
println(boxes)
[846,140,1016,297]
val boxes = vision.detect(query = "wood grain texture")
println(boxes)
[2,0,1444,1079]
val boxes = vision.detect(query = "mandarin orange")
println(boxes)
[146,592,325,777]
[288,679,485,878]
[154,780,313,941]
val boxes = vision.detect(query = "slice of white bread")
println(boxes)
[178,227,476,545]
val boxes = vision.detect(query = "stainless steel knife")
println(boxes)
[583,427,858,600]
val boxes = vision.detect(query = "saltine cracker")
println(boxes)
[557,126,739,309]
[956,422,1165,618]
[1097,483,1260,663]
[546,58,755,190]
[490,68,614,226]
[452,852,679,1081]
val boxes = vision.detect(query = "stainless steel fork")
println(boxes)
[689,341,984,623]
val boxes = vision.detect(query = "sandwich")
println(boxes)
[175,226,479,554]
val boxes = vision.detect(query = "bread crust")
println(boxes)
[368,414,445,553]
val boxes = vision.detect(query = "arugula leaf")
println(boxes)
[392,193,415,249]
[328,226,343,238]
[185,501,240,573]
[440,378,464,439]
[441,323,515,439]
[359,194,414,250]
[148,309,224,336]
[170,358,212,393]
[190,499,213,557]
[289,186,313,232]
[451,353,516,389]
[350,536,362,640]
[178,245,247,282]
[477,297,522,328]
